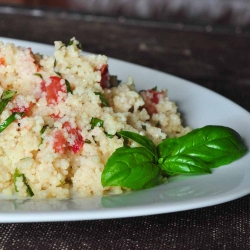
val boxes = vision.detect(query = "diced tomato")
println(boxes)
[99,64,110,89]
[53,129,66,154]
[140,89,164,116]
[63,122,84,154]
[0,58,5,66]
[41,76,66,105]
[11,103,33,116]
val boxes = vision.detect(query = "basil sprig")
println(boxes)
[14,168,34,197]
[0,112,24,133]
[0,90,16,114]
[101,125,247,190]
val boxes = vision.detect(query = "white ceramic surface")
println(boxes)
[0,37,250,223]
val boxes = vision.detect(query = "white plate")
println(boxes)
[0,37,250,223]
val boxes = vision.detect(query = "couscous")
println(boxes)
[0,38,191,198]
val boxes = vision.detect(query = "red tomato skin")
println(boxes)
[53,130,66,154]
[140,89,164,116]
[99,64,110,89]
[11,103,33,116]
[42,76,66,105]
[63,122,84,154]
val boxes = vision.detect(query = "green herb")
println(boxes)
[94,92,109,107]
[55,71,62,77]
[68,39,83,50]
[90,118,104,129]
[34,73,43,79]
[84,139,91,144]
[101,147,162,190]
[40,125,48,145]
[118,130,158,158]
[105,132,114,138]
[68,40,74,46]
[65,79,73,94]
[157,125,247,175]
[40,125,48,135]
[0,90,16,114]
[54,59,57,68]
[13,168,34,197]
[101,126,247,190]
[151,86,157,91]
[0,112,24,133]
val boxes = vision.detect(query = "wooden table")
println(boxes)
[0,6,250,250]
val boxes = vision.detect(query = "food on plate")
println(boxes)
[0,38,246,199]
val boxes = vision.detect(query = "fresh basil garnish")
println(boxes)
[118,131,158,158]
[90,118,104,129]
[101,147,162,190]
[157,125,247,174]
[101,126,247,191]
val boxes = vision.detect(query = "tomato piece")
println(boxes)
[0,58,5,66]
[42,76,66,105]
[53,130,66,154]
[63,122,84,154]
[99,64,110,89]
[140,89,164,116]
[11,103,33,116]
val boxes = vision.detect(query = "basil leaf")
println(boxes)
[68,39,82,50]
[84,139,91,144]
[65,79,73,94]
[118,131,158,158]
[34,73,43,79]
[159,155,211,176]
[40,125,48,145]
[101,147,162,190]
[53,59,57,68]
[0,112,24,133]
[13,168,34,197]
[20,173,34,197]
[13,168,20,192]
[94,92,109,107]
[90,117,104,129]
[158,125,247,170]
[0,90,16,114]
[55,71,62,77]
